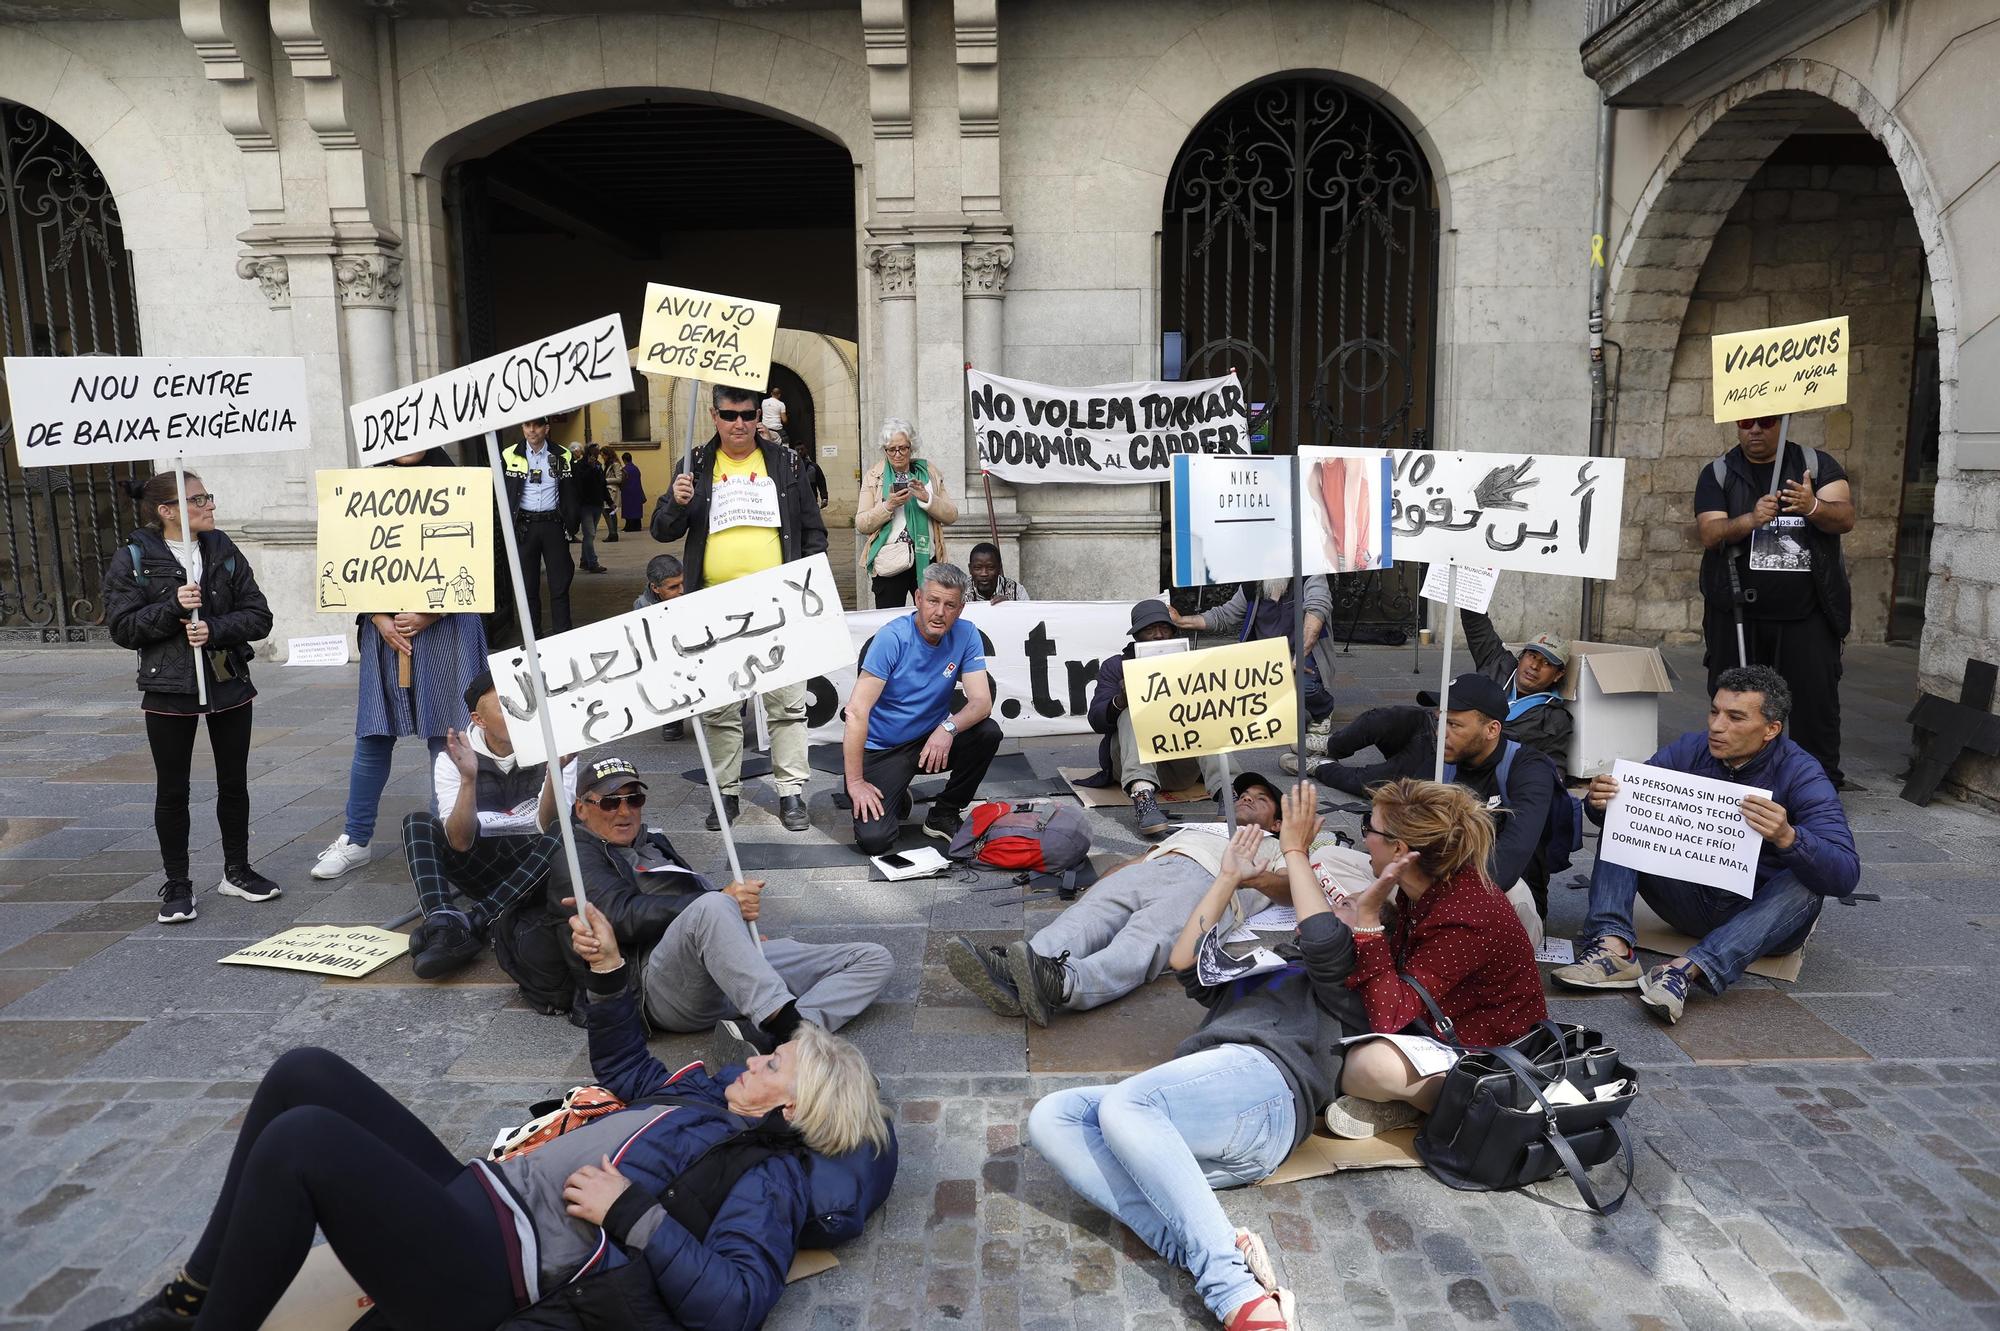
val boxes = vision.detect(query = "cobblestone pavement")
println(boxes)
[1,625,1996,1330]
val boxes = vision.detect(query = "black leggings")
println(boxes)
[871,567,918,609]
[186,1047,515,1331]
[146,703,255,880]
[1309,704,1434,796]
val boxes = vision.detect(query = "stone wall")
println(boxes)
[1601,142,1925,646]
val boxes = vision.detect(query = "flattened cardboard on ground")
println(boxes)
[1261,1126,1422,1184]
[1632,897,1805,982]
[1059,766,1211,807]
[1561,640,1675,778]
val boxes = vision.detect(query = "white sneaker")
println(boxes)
[310,835,371,880]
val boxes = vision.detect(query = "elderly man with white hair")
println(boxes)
[856,417,960,609]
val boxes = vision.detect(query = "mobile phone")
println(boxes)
[878,852,914,870]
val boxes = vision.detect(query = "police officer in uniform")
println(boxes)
[501,416,578,635]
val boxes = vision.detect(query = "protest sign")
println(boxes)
[285,635,351,666]
[1298,447,1397,574]
[4,355,310,467]
[1171,455,1293,584]
[1387,449,1625,581]
[1710,316,1848,421]
[493,553,851,766]
[709,474,783,532]
[348,314,633,462]
[1419,562,1498,614]
[636,283,779,390]
[969,369,1248,484]
[1122,637,1295,762]
[314,468,493,613]
[219,925,409,977]
[1598,758,1770,898]
[803,601,1130,745]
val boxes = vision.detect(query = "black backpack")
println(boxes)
[489,899,576,1019]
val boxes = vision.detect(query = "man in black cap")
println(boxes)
[400,669,577,979]
[1078,598,1226,836]
[546,755,893,1049]
[500,415,579,635]
[944,772,1355,1026]
[1436,671,1567,947]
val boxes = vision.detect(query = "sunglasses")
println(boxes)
[714,409,759,422]
[168,493,217,508]
[1736,416,1780,429]
[1359,815,1388,840]
[586,790,646,811]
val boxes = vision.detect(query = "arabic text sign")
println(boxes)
[315,468,494,614]
[1297,447,1396,575]
[636,283,780,390]
[1418,563,1499,614]
[348,314,634,462]
[493,553,853,766]
[5,356,310,468]
[218,925,409,977]
[1710,316,1848,422]
[970,370,1248,484]
[1123,637,1295,762]
[1598,758,1770,898]
[1387,450,1625,581]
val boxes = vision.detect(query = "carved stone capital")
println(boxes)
[962,243,1012,296]
[867,245,916,299]
[333,254,403,309]
[235,254,290,308]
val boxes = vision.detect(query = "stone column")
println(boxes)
[868,244,917,425]
[333,252,403,412]
[961,240,1018,555]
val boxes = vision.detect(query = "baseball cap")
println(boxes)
[1232,771,1286,820]
[1419,672,1510,723]
[1129,599,1176,636]
[463,669,495,711]
[1522,633,1569,669]
[577,755,648,799]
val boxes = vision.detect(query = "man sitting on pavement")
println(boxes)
[1433,672,1566,949]
[548,755,893,1049]
[402,670,577,978]
[634,553,687,742]
[967,542,1029,603]
[1170,575,1336,731]
[945,774,1375,1026]
[1078,598,1224,837]
[844,561,1003,853]
[1553,665,1858,1023]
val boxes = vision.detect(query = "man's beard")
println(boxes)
[1262,577,1290,601]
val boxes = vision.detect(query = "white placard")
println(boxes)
[1598,758,1771,898]
[1388,450,1625,581]
[5,355,310,467]
[285,634,351,666]
[969,369,1249,485]
[708,475,782,532]
[1171,454,1293,584]
[492,553,851,766]
[348,314,634,462]
[1296,447,1398,574]
[1419,563,1498,614]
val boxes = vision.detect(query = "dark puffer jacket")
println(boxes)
[101,527,272,712]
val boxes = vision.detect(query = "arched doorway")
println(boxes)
[765,361,815,453]
[1160,76,1438,635]
[0,102,142,644]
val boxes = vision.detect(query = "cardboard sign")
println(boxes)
[1387,449,1625,581]
[1297,447,1397,574]
[315,468,494,613]
[1122,637,1295,761]
[1419,562,1498,614]
[1710,316,1848,421]
[219,925,410,977]
[348,314,633,462]
[1598,758,1770,898]
[285,634,351,666]
[5,355,310,467]
[493,553,852,766]
[636,283,779,390]
[1171,454,1293,584]
[969,370,1248,484]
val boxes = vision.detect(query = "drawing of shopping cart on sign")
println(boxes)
[425,582,448,611]
[420,520,475,549]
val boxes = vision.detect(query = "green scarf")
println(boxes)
[865,457,935,575]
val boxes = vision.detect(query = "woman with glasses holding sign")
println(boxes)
[856,418,959,608]
[103,472,279,925]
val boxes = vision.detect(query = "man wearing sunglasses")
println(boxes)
[1695,413,1857,786]
[653,383,829,833]
[547,756,892,1050]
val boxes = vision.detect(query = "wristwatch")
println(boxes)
[940,719,958,735]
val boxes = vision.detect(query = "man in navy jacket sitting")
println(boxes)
[1554,664,1859,1023]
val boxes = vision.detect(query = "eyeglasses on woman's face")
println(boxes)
[168,492,217,509]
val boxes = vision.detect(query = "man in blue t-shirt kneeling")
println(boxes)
[843,561,1003,854]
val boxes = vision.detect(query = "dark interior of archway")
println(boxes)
[765,363,816,451]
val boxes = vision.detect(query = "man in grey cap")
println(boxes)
[1077,598,1227,836]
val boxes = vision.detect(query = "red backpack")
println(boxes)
[945,801,1095,897]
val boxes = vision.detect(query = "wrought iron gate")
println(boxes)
[1162,77,1438,640]
[0,101,144,643]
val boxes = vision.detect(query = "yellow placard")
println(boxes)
[218,925,410,978]
[636,282,780,390]
[1122,637,1297,761]
[314,467,494,614]
[1710,316,1848,422]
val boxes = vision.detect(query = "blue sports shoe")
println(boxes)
[1638,961,1692,1024]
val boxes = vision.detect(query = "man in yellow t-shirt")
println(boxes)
[652,383,829,832]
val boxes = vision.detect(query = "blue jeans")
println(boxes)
[1028,1043,1295,1321]
[1582,857,1823,994]
[344,734,447,845]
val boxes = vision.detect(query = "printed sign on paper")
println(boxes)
[1122,637,1295,762]
[1172,455,1293,585]
[969,370,1249,485]
[5,355,310,468]
[1298,447,1397,574]
[708,475,782,532]
[219,925,409,977]
[1710,316,1848,422]
[1418,563,1499,614]
[348,314,633,462]
[285,635,352,667]
[1748,518,1813,574]
[1597,758,1771,898]
[1387,450,1625,581]
[636,283,779,390]
[315,468,494,613]
[493,553,852,766]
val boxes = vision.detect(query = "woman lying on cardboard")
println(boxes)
[88,900,887,1331]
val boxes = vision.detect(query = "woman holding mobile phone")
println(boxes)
[856,418,958,608]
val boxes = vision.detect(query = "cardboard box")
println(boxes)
[1561,640,1674,778]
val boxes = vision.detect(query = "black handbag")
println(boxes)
[1400,974,1639,1216]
